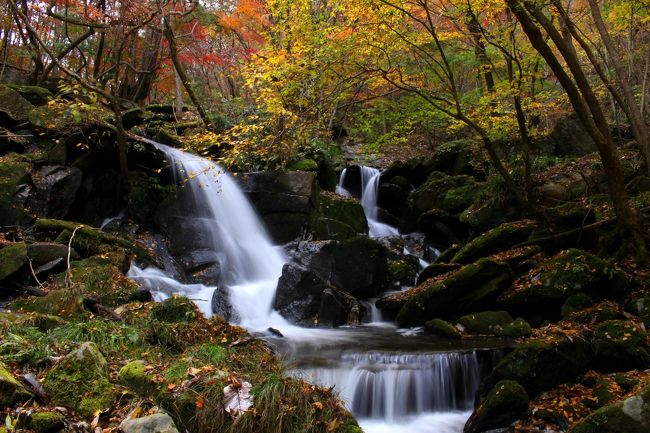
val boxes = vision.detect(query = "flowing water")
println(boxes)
[129,150,499,433]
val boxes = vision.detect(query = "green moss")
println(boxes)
[151,297,198,323]
[316,192,368,237]
[69,262,141,307]
[43,342,113,418]
[458,311,513,334]
[162,344,227,382]
[451,220,537,264]
[0,325,54,366]
[388,258,418,285]
[119,360,158,396]
[28,412,65,433]
[441,183,482,214]
[411,172,476,214]
[465,380,529,433]
[5,85,53,105]
[0,156,31,226]
[11,289,84,317]
[592,377,616,407]
[424,318,462,339]
[0,242,27,281]
[288,158,319,171]
[493,318,532,338]
[570,386,650,433]
[0,85,34,123]
[592,320,650,371]
[0,360,32,405]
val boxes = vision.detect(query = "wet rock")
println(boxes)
[396,259,512,326]
[592,320,650,372]
[499,249,628,322]
[464,380,529,433]
[451,220,538,264]
[424,318,461,339]
[0,241,27,281]
[211,286,240,323]
[569,385,650,433]
[43,342,113,418]
[0,360,32,406]
[28,166,82,218]
[120,413,180,433]
[311,191,368,240]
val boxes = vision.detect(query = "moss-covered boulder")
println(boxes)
[396,258,512,326]
[10,288,84,317]
[457,311,514,334]
[416,263,461,285]
[441,183,483,214]
[29,101,113,135]
[569,385,650,433]
[0,155,31,226]
[0,241,27,281]
[312,191,368,240]
[288,158,319,172]
[387,256,419,286]
[627,297,650,327]
[410,172,477,215]
[423,139,477,176]
[119,360,158,397]
[150,297,198,323]
[5,85,53,106]
[486,337,591,397]
[43,342,113,418]
[0,360,32,406]
[24,412,65,433]
[464,380,529,433]
[592,320,650,372]
[493,318,532,338]
[0,85,34,126]
[451,220,537,264]
[499,249,628,322]
[69,261,142,307]
[561,293,594,318]
[27,242,75,268]
[424,318,462,339]
[330,237,389,297]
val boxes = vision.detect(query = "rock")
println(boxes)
[493,318,532,338]
[329,237,389,297]
[25,412,65,433]
[211,287,239,323]
[0,360,32,406]
[627,297,650,327]
[0,241,27,281]
[28,166,83,218]
[441,183,483,214]
[486,337,591,397]
[288,158,318,171]
[43,342,113,418]
[27,242,75,268]
[422,140,477,177]
[120,413,180,433]
[410,172,477,215]
[451,220,538,264]
[424,318,462,339]
[0,155,31,226]
[377,181,410,218]
[274,263,361,327]
[150,297,198,323]
[70,261,142,306]
[457,311,514,334]
[592,320,650,372]
[119,360,157,396]
[238,171,319,243]
[5,84,53,106]
[311,191,368,240]
[499,249,628,323]
[416,263,462,285]
[459,197,515,229]
[464,380,529,433]
[0,85,34,126]
[569,385,650,433]
[561,293,594,318]
[387,256,419,287]
[417,209,466,248]
[396,259,512,326]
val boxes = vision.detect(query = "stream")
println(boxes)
[128,144,504,433]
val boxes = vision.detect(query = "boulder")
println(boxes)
[43,342,113,418]
[396,258,513,326]
[464,380,529,433]
[377,180,410,218]
[311,191,368,240]
[569,385,650,433]
[0,360,32,406]
[0,241,27,281]
[211,286,239,323]
[422,140,476,176]
[150,296,198,323]
[416,263,462,286]
[499,249,628,322]
[592,320,650,372]
[0,155,31,226]
[451,220,538,264]
[22,412,65,433]
[27,242,75,269]
[424,318,461,339]
[457,311,514,334]
[119,360,158,396]
[492,318,532,338]
[417,209,466,248]
[28,166,83,218]
[120,413,180,433]
[0,85,34,126]
[485,337,591,397]
[410,172,476,215]
[5,84,53,106]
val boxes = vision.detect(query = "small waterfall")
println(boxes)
[128,141,288,331]
[337,166,399,238]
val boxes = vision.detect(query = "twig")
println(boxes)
[65,226,82,288]
[27,258,44,289]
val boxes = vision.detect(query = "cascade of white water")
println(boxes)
[297,351,481,422]
[128,141,288,331]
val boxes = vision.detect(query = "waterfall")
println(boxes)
[128,141,288,331]
[337,166,399,238]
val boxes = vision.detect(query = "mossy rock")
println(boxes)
[119,360,158,397]
[627,297,650,327]
[288,158,319,172]
[310,217,358,241]
[592,320,650,372]
[150,297,198,323]
[20,313,67,332]
[0,155,31,226]
[396,258,512,326]
[422,139,476,176]
[561,293,594,318]
[464,380,529,433]
[0,85,34,125]
[43,342,113,418]
[458,311,514,334]
[0,241,27,281]
[316,192,368,236]
[388,257,419,286]
[25,412,65,433]
[493,318,532,338]
[436,244,462,264]
[410,172,476,214]
[416,263,461,285]
[424,318,461,339]
[11,288,84,317]
[5,85,53,106]
[451,220,537,264]
[29,102,113,134]
[569,385,650,433]
[487,337,591,397]
[591,376,617,407]
[69,262,141,307]
[499,249,628,320]
[441,183,483,214]
[0,360,32,406]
